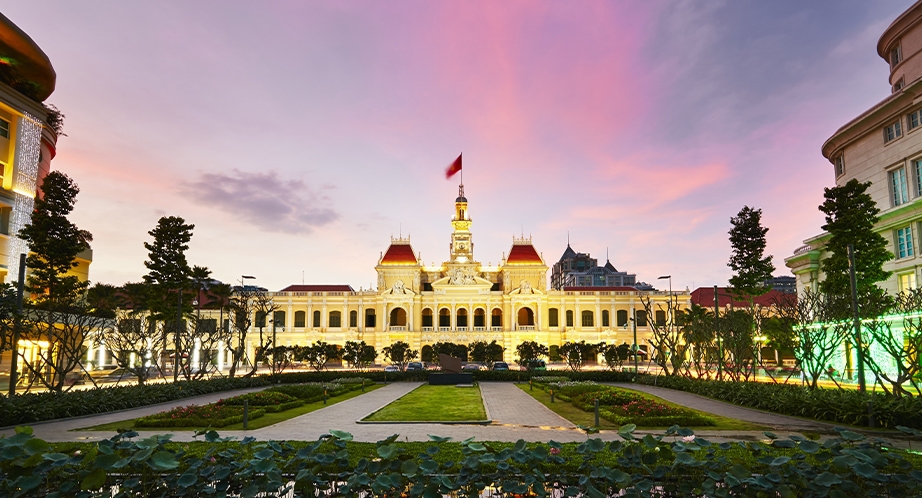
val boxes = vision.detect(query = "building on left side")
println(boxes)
[0,12,92,373]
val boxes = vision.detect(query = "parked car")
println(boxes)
[461,363,482,371]
[384,365,400,372]
[405,362,425,371]
[492,362,509,371]
[521,360,546,371]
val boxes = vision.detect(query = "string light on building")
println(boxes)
[7,111,42,281]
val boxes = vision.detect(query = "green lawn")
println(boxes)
[363,385,487,422]
[79,384,384,432]
[516,384,767,431]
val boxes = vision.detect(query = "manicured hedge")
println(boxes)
[0,376,272,427]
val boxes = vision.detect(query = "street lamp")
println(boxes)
[629,315,638,374]
[658,274,673,327]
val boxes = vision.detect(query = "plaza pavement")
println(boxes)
[0,381,913,449]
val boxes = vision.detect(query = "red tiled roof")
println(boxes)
[690,287,793,308]
[380,243,418,265]
[279,284,354,293]
[506,244,543,264]
[563,286,640,292]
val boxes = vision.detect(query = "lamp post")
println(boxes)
[658,273,673,328]
[630,315,638,374]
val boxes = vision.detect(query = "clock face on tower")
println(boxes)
[457,242,467,251]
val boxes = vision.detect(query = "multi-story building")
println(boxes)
[0,13,92,373]
[550,245,649,290]
[91,185,689,369]
[786,0,922,295]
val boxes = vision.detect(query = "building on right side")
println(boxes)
[786,0,922,295]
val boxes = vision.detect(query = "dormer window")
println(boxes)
[834,155,844,177]
[891,43,903,68]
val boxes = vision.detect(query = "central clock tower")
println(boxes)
[450,184,474,263]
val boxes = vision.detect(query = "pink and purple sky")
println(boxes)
[4,1,913,291]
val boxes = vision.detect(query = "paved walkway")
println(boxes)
[607,383,838,432]
[0,382,913,449]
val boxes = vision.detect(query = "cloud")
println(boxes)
[180,170,338,234]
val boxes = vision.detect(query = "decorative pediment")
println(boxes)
[430,273,494,293]
[508,279,545,295]
[381,279,416,296]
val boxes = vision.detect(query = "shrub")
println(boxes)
[135,404,266,428]
[219,391,303,412]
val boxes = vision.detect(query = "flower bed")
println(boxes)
[266,382,347,402]
[218,391,303,413]
[535,381,716,427]
[135,404,266,428]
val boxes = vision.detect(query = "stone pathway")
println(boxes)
[606,382,838,432]
[0,381,912,449]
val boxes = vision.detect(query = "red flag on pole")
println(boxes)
[445,153,462,179]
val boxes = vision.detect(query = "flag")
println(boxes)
[445,153,462,179]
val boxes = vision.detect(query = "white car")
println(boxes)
[384,365,400,372]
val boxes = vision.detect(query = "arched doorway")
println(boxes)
[456,308,468,328]
[517,307,535,326]
[438,308,450,327]
[473,308,486,328]
[491,308,503,328]
[389,307,407,326]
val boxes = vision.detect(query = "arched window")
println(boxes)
[349,310,357,327]
[491,308,502,327]
[566,310,574,327]
[617,310,628,327]
[517,307,535,326]
[312,310,321,327]
[474,308,486,327]
[581,310,594,327]
[294,311,306,327]
[365,309,376,327]
[548,308,559,327]
[635,310,648,327]
[456,308,468,327]
[329,311,342,328]
[273,311,285,328]
[422,308,433,327]
[655,310,666,326]
[439,308,451,327]
[602,310,610,327]
[390,307,407,326]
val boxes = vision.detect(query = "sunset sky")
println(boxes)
[4,1,913,292]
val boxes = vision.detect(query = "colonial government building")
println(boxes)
[222,185,688,366]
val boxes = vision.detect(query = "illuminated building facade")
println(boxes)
[0,13,92,374]
[205,184,689,367]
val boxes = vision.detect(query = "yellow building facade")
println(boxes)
[227,185,689,366]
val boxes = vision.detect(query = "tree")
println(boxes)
[679,304,717,378]
[249,290,280,376]
[641,295,686,376]
[432,342,467,362]
[558,341,600,372]
[383,341,418,371]
[601,342,631,370]
[101,305,165,385]
[293,341,340,371]
[862,289,922,397]
[143,216,194,379]
[772,289,849,389]
[468,340,504,369]
[819,179,892,317]
[343,341,377,371]
[18,171,92,307]
[515,341,548,371]
[728,206,775,299]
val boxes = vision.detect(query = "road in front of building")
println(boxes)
[1,382,913,449]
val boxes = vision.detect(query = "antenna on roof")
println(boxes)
[567,231,570,246]
[399,223,402,238]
